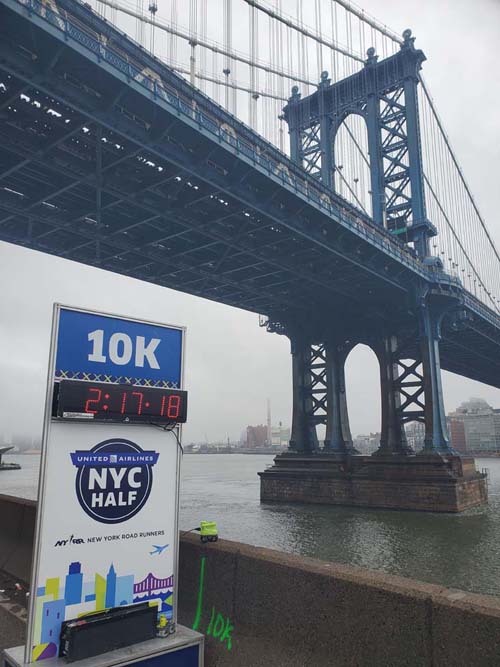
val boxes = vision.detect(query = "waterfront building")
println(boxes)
[271,424,290,448]
[464,411,500,453]
[449,417,467,453]
[245,424,268,448]
[353,433,380,454]
[447,398,500,454]
[405,422,425,451]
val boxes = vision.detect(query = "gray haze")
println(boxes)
[1,0,499,445]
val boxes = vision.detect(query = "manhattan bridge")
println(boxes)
[0,0,499,475]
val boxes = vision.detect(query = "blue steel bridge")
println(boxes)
[0,0,499,455]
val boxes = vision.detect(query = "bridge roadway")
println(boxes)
[0,0,499,389]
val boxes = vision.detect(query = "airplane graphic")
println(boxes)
[150,544,169,555]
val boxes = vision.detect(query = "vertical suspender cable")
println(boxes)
[277,0,285,151]
[189,0,197,87]
[169,0,177,66]
[136,0,145,46]
[249,3,258,130]
[223,0,232,112]
[200,0,207,92]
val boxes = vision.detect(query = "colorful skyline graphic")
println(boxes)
[32,561,173,662]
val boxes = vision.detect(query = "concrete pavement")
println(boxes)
[0,606,25,652]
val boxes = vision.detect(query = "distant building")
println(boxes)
[449,417,467,453]
[353,433,380,454]
[271,424,290,448]
[447,398,500,454]
[464,411,500,454]
[405,421,425,451]
[245,423,289,449]
[246,425,268,448]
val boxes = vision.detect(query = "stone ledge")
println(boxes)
[259,454,488,512]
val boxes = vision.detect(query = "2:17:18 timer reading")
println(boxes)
[56,380,188,424]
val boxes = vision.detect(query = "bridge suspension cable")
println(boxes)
[419,80,500,312]
[88,0,499,313]
[328,0,402,45]
[243,0,365,63]
[94,0,315,87]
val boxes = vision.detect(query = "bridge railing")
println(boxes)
[13,0,431,273]
[10,0,500,329]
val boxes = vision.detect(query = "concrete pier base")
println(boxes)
[259,453,488,512]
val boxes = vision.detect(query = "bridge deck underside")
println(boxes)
[0,0,499,389]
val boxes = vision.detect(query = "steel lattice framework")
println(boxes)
[0,0,499,456]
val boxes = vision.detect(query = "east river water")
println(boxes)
[3,453,500,597]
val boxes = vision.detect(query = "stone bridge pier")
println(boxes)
[259,295,488,513]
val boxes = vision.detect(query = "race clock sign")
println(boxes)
[27,306,185,664]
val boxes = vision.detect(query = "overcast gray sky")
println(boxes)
[0,0,499,445]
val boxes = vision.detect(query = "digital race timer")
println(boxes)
[54,380,187,424]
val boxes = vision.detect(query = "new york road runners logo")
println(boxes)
[70,438,159,524]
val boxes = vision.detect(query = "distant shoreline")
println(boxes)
[185,449,282,455]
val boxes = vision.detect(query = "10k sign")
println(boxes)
[55,309,183,387]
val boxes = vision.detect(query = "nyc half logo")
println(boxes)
[70,438,159,524]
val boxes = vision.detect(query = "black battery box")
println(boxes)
[59,602,158,662]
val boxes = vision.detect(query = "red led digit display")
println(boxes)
[84,387,102,415]
[132,391,144,415]
[160,394,181,419]
[120,391,128,415]
[167,395,181,419]
[55,380,187,424]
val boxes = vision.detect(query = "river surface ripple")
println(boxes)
[2,453,500,597]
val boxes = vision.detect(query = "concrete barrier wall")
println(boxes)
[2,496,500,665]
[177,535,500,666]
[0,494,36,583]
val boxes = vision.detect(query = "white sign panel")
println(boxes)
[27,306,184,663]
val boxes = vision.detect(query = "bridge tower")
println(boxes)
[285,29,436,258]
[260,32,488,511]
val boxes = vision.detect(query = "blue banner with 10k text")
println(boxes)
[55,308,183,388]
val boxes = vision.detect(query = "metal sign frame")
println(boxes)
[26,304,186,663]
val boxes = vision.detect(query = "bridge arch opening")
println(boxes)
[344,343,381,454]
[333,114,372,218]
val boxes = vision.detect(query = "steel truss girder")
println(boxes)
[0,19,427,290]
[304,344,328,425]
[0,107,363,306]
[0,82,413,321]
[379,88,412,235]
[2,1,500,398]
[299,125,322,179]
[391,332,425,425]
